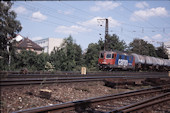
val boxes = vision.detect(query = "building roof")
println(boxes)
[164,41,170,48]
[16,37,43,50]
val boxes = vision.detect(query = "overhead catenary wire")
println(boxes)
[120,3,170,38]
[60,1,170,30]
[57,1,170,36]
[13,1,170,44]
[15,1,170,35]
[59,1,95,18]
[36,2,89,22]
[15,2,103,33]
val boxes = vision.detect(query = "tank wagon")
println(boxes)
[98,51,170,71]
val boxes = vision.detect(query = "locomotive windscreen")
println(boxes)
[106,54,112,59]
[100,52,104,58]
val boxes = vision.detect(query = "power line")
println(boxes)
[27,2,170,34]
[120,4,170,38]
[16,2,102,33]
[36,2,88,22]
[121,4,158,28]
[59,2,94,18]
[14,2,170,44]
[17,15,102,42]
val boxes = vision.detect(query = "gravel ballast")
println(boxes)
[1,81,137,113]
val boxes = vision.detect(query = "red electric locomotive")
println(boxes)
[98,50,170,71]
[98,51,135,71]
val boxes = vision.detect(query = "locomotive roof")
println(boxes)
[99,50,170,63]
[100,50,132,56]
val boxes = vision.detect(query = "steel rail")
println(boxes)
[1,75,169,82]
[1,71,166,74]
[12,85,169,113]
[1,75,169,86]
[0,79,103,86]
[107,92,170,113]
[1,72,168,78]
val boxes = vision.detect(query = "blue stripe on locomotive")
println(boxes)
[115,53,134,66]
[128,56,134,66]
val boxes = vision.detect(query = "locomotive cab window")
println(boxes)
[112,54,115,59]
[106,53,112,59]
[100,53,104,58]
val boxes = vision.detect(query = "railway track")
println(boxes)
[107,93,170,113]
[0,74,169,86]
[13,84,170,113]
[0,71,168,79]
[0,77,102,86]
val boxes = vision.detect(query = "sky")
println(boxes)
[12,1,170,50]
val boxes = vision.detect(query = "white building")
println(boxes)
[35,38,64,54]
[164,41,170,59]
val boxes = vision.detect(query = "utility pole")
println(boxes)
[97,18,109,51]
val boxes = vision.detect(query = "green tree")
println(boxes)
[156,46,168,59]
[0,1,22,70]
[98,38,104,50]
[14,50,38,71]
[36,53,49,70]
[73,44,83,70]
[84,43,100,71]
[50,36,83,71]
[106,34,127,51]
[50,48,66,71]
[129,39,157,57]
[147,43,157,57]
[84,34,127,71]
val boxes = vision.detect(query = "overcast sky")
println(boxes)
[12,1,170,50]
